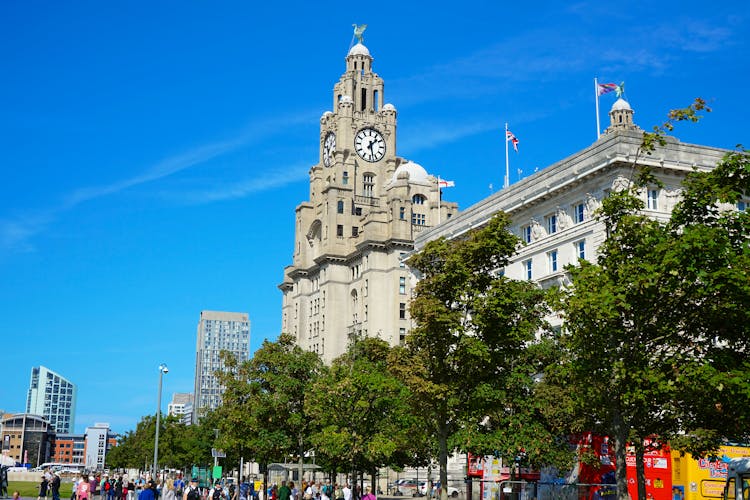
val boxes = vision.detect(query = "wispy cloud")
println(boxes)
[0,111,318,254]
[391,17,738,107]
[162,166,311,205]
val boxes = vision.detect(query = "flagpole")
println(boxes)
[595,77,601,140]
[504,123,510,189]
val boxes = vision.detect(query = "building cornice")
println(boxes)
[416,131,728,249]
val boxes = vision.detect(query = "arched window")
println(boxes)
[412,194,426,205]
[337,200,344,214]
[363,173,375,197]
[351,290,359,324]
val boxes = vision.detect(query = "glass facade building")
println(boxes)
[192,311,250,423]
[26,366,77,434]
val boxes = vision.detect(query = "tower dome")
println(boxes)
[391,160,430,184]
[611,98,632,111]
[605,97,638,134]
[348,43,370,57]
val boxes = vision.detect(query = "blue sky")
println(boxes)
[1,1,748,434]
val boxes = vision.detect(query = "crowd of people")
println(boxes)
[260,479,375,500]
[21,471,375,500]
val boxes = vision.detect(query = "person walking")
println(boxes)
[77,475,91,500]
[163,483,176,500]
[184,479,200,500]
[50,472,61,500]
[139,481,157,500]
[127,479,136,500]
[360,487,375,500]
[38,474,49,500]
[277,482,290,500]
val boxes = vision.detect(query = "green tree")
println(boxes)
[557,120,750,500]
[396,212,556,500]
[107,414,213,471]
[307,336,428,490]
[217,334,324,488]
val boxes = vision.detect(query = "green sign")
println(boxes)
[212,465,222,480]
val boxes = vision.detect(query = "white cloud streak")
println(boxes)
[0,111,318,253]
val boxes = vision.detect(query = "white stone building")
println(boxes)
[280,41,458,363]
[414,99,728,298]
[84,422,115,471]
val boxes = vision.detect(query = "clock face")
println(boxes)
[323,132,336,167]
[354,128,386,162]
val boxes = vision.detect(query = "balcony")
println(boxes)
[354,195,380,207]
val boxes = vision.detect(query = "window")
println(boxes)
[399,327,406,344]
[548,250,558,273]
[399,252,406,268]
[737,200,747,212]
[412,194,426,205]
[647,189,659,210]
[363,174,375,197]
[399,277,406,294]
[546,214,557,234]
[343,171,349,185]
[337,200,344,214]
[576,240,586,260]
[524,259,532,280]
[399,303,406,319]
[412,213,426,225]
[521,225,532,243]
[399,207,405,220]
[574,202,586,223]
[336,225,344,237]
[352,226,359,237]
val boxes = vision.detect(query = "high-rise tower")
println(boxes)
[192,310,250,422]
[26,365,77,434]
[280,38,458,363]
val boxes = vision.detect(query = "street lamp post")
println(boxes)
[154,363,169,480]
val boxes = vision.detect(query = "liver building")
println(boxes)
[279,37,458,363]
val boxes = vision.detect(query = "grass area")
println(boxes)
[7,482,74,499]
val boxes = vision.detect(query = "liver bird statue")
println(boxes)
[352,24,367,44]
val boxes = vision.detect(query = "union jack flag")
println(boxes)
[506,130,519,152]
[597,82,619,96]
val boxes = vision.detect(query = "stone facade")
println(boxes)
[280,42,458,363]
[415,100,728,312]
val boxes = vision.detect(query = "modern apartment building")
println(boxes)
[167,392,193,426]
[0,413,55,467]
[25,366,77,434]
[84,422,116,471]
[193,311,250,422]
[52,433,86,465]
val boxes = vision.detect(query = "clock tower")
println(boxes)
[279,38,458,363]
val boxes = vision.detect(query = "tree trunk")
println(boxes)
[298,436,304,492]
[370,468,377,496]
[438,421,449,500]
[635,439,646,500]
[612,411,629,500]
